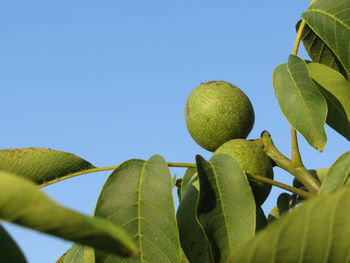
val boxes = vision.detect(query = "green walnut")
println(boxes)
[214,139,273,206]
[185,80,254,152]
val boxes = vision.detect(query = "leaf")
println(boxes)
[296,20,348,78]
[267,206,279,223]
[320,151,350,194]
[0,148,95,185]
[179,167,197,202]
[177,176,213,263]
[273,54,327,151]
[94,155,181,263]
[60,244,95,263]
[0,224,27,263]
[0,171,137,257]
[277,193,291,216]
[308,62,350,140]
[230,186,350,263]
[196,154,255,263]
[302,0,350,76]
[255,207,267,232]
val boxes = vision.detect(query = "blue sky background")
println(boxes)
[1,1,348,262]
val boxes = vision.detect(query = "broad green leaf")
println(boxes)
[255,207,267,232]
[303,0,350,76]
[273,54,327,151]
[196,154,255,263]
[320,151,350,194]
[0,148,95,185]
[0,224,27,263]
[296,20,348,78]
[0,171,137,257]
[308,62,350,140]
[94,155,181,263]
[177,176,213,263]
[230,186,350,263]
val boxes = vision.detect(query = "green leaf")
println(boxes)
[0,171,137,257]
[196,154,255,262]
[0,224,27,263]
[267,206,279,223]
[230,186,350,263]
[94,155,181,263]
[302,0,350,76]
[273,54,327,151]
[308,62,350,140]
[177,176,213,263]
[179,167,197,202]
[277,193,291,216]
[320,151,350,194]
[0,148,95,185]
[59,244,95,263]
[255,207,267,232]
[296,20,348,78]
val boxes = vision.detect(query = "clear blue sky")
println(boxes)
[1,1,348,262]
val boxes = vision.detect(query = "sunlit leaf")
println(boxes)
[56,244,95,263]
[273,54,327,151]
[177,176,213,263]
[296,20,348,78]
[320,151,350,194]
[0,224,27,263]
[308,62,350,140]
[0,171,136,257]
[94,155,181,263]
[196,154,255,262]
[303,0,350,76]
[0,148,95,185]
[230,186,350,263]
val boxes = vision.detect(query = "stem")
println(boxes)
[259,131,320,195]
[248,174,312,199]
[39,162,196,188]
[292,19,306,55]
[39,165,119,188]
[291,128,303,167]
[290,19,307,168]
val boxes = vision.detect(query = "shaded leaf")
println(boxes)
[94,155,181,263]
[302,0,350,76]
[320,151,350,194]
[308,62,350,140]
[0,224,27,263]
[0,148,95,185]
[196,154,255,262]
[277,193,291,216]
[180,167,197,202]
[273,54,327,151]
[230,186,350,263]
[0,171,136,257]
[255,207,267,232]
[296,20,348,78]
[177,176,213,263]
[267,206,279,223]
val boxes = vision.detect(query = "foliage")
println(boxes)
[0,0,349,262]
